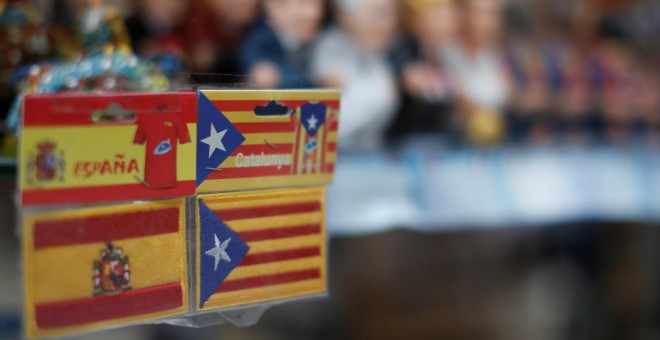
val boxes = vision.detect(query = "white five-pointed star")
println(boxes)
[205,234,231,271]
[201,124,228,158]
[307,115,318,131]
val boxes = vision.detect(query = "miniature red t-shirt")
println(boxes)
[133,112,190,189]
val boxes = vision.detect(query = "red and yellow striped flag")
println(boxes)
[23,200,188,338]
[196,188,327,311]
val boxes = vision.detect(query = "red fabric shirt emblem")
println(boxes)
[133,112,191,189]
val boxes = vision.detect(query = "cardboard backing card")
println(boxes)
[196,90,340,193]
[20,92,197,206]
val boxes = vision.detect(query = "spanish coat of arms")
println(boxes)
[93,241,132,296]
[27,141,65,183]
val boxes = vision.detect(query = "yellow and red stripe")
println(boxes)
[197,188,327,311]
[24,199,188,338]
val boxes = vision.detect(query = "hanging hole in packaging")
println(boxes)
[91,102,136,124]
[253,100,292,117]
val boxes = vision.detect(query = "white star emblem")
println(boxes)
[201,124,228,158]
[307,115,318,131]
[205,234,231,271]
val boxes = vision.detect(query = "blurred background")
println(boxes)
[1,0,660,339]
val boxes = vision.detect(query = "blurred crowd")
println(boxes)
[2,0,659,151]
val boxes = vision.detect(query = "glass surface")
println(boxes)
[1,0,659,338]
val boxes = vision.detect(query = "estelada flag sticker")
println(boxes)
[23,199,189,338]
[196,188,327,311]
[19,92,197,206]
[196,90,340,193]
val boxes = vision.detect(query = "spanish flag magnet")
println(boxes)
[23,199,189,338]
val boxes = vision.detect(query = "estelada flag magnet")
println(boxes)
[196,90,340,193]
[19,92,197,206]
[23,199,189,338]
[196,188,327,311]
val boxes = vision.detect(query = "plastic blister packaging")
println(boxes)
[18,91,198,338]
[21,199,190,339]
[193,188,328,312]
[183,89,337,329]
[17,89,339,338]
[19,190,329,339]
[160,188,330,330]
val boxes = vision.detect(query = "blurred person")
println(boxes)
[125,0,189,76]
[631,63,660,145]
[599,41,638,144]
[441,0,510,145]
[555,0,606,144]
[388,0,458,140]
[503,1,567,145]
[239,0,324,88]
[555,47,600,144]
[506,45,555,144]
[311,0,399,151]
[183,0,258,74]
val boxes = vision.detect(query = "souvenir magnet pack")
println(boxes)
[196,188,327,311]
[23,199,189,338]
[19,92,197,205]
[18,89,340,337]
[196,90,340,193]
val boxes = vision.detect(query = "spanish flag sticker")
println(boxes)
[23,199,188,338]
[197,188,328,311]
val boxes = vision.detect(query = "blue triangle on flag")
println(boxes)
[198,200,250,308]
[300,102,327,137]
[196,93,246,186]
